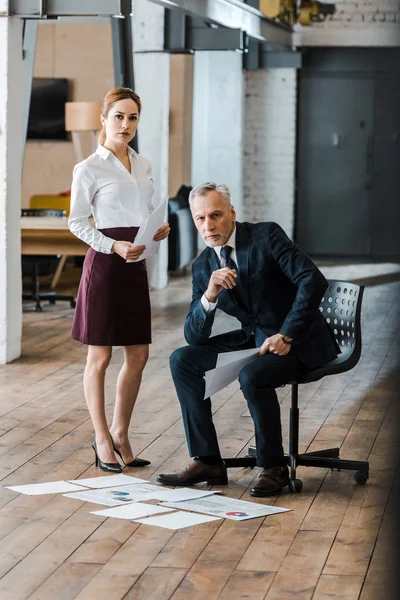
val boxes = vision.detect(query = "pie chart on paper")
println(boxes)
[226,511,249,518]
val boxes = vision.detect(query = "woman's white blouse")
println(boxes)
[68,145,155,254]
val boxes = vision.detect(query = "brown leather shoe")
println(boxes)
[156,458,228,486]
[250,463,290,497]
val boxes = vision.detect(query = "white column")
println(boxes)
[244,68,297,237]
[0,17,23,364]
[191,51,244,221]
[133,1,170,290]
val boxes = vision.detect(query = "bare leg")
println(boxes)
[84,345,117,463]
[110,344,149,462]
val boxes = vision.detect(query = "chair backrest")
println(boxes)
[319,280,364,372]
[21,208,66,217]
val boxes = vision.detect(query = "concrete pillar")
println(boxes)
[168,54,194,197]
[191,51,245,221]
[133,1,170,290]
[0,17,23,363]
[243,68,297,236]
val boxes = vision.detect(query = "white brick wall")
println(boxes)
[294,0,400,46]
[243,69,297,237]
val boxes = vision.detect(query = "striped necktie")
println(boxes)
[220,245,245,308]
[220,245,237,271]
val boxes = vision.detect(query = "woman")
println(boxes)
[69,87,170,473]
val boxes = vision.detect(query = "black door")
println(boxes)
[297,74,374,256]
[372,77,400,257]
[296,49,400,259]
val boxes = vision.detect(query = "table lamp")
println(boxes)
[65,101,102,163]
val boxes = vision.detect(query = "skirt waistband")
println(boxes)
[98,226,139,243]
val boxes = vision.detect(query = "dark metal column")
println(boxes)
[111,0,138,151]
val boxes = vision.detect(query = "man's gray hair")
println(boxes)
[189,182,231,208]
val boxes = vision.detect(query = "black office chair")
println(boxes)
[21,208,76,312]
[168,186,197,272]
[223,280,369,492]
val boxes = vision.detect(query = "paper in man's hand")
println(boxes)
[204,348,260,398]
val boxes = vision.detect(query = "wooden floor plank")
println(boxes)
[123,567,188,600]
[263,530,336,600]
[312,575,365,600]
[218,571,275,600]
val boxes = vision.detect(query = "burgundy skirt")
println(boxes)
[71,227,151,346]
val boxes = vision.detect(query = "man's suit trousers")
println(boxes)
[169,334,306,468]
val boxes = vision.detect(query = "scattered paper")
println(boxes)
[68,474,148,489]
[162,495,291,521]
[63,483,172,506]
[205,348,260,398]
[127,197,168,262]
[135,511,221,530]
[91,502,173,520]
[5,481,88,496]
[154,487,222,502]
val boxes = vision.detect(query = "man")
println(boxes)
[157,183,338,496]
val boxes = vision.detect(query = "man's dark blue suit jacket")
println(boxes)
[184,221,339,370]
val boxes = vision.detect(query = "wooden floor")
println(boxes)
[1,262,399,600]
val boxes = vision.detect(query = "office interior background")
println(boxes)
[0,1,399,599]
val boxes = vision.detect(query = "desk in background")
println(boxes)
[21,216,87,288]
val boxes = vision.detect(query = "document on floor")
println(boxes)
[5,480,89,495]
[135,510,221,530]
[91,502,173,520]
[67,474,148,489]
[162,494,291,521]
[154,487,222,502]
[63,483,176,506]
[204,347,260,398]
[65,484,220,506]
[127,197,168,262]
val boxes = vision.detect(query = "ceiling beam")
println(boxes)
[2,0,292,48]
[150,0,292,47]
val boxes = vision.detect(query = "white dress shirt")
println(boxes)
[68,145,155,254]
[201,227,237,314]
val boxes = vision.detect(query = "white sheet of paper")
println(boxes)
[91,502,173,520]
[154,487,221,502]
[5,481,88,496]
[135,511,221,530]
[63,483,171,506]
[68,474,148,489]
[127,197,168,262]
[162,495,291,521]
[205,348,260,398]
[216,347,261,369]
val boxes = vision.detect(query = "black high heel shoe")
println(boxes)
[92,440,122,473]
[112,445,151,467]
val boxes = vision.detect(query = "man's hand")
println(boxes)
[259,333,291,356]
[204,267,238,303]
[112,240,146,261]
[153,222,170,241]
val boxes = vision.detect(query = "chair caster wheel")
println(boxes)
[49,299,56,305]
[354,471,368,485]
[71,300,76,308]
[289,479,303,493]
